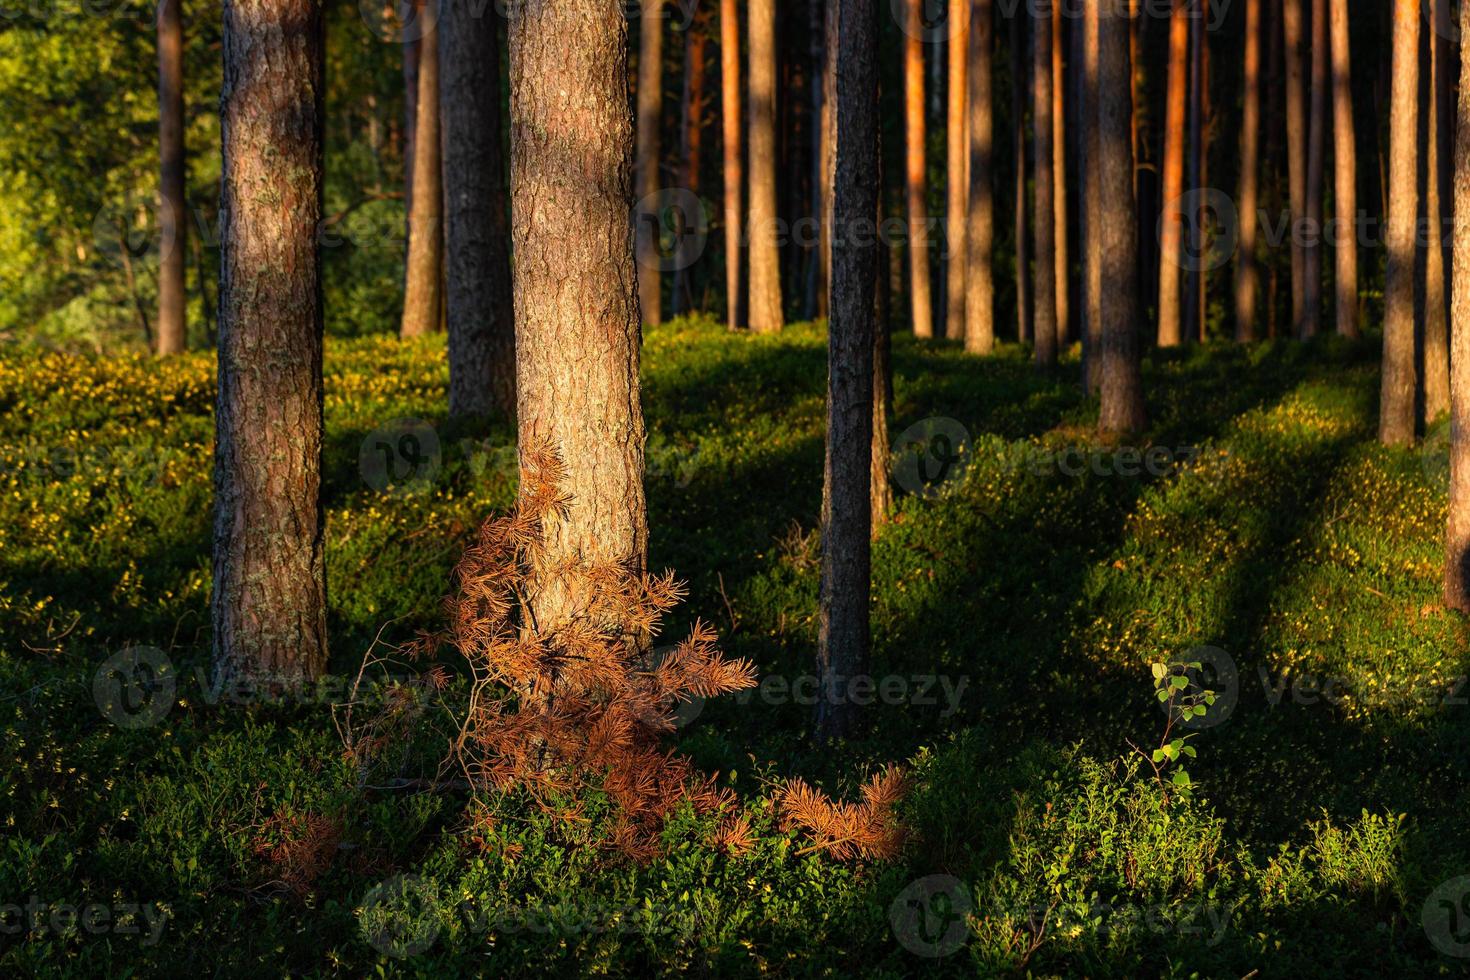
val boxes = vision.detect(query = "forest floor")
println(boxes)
[2,317,1467,977]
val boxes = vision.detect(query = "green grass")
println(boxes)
[2,316,1468,976]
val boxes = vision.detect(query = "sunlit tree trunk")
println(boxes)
[903,0,932,338]
[1082,0,1101,392]
[635,0,664,325]
[213,0,327,684]
[156,0,186,356]
[1380,0,1419,446]
[748,0,784,332]
[1051,0,1067,347]
[1303,0,1326,338]
[1098,0,1146,433]
[1424,0,1450,422]
[1157,0,1188,348]
[1445,0,1470,610]
[720,0,742,328]
[1283,0,1308,338]
[675,11,710,316]
[401,1,442,338]
[1032,0,1056,367]
[1328,0,1356,338]
[1235,0,1262,342]
[966,0,994,354]
[1184,5,1204,343]
[944,0,969,340]
[508,0,649,626]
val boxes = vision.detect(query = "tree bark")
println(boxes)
[508,0,648,627]
[1157,0,1188,348]
[674,11,709,315]
[441,0,515,419]
[943,0,969,341]
[817,0,878,741]
[401,0,442,338]
[720,0,742,328]
[1445,0,1470,610]
[1303,0,1326,338]
[748,0,785,332]
[213,0,327,684]
[965,0,993,354]
[1424,0,1450,422]
[1381,0,1419,446]
[1082,0,1101,392]
[1031,0,1056,367]
[1283,0,1308,338]
[904,0,933,338]
[1012,8,1030,344]
[635,0,665,325]
[1235,0,1262,342]
[1326,0,1356,338]
[1184,5,1204,343]
[1098,0,1146,434]
[1051,0,1068,347]
[156,0,187,356]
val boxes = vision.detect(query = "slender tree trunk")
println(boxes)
[1098,0,1146,433]
[944,0,969,341]
[1265,0,1284,339]
[1157,0,1188,348]
[1235,0,1262,342]
[1283,0,1308,337]
[1082,0,1101,392]
[1381,0,1419,446]
[1424,0,1450,422]
[1184,5,1203,343]
[1326,0,1356,338]
[442,0,515,419]
[872,153,893,530]
[904,0,933,338]
[213,0,327,684]
[156,0,187,355]
[1051,0,1067,347]
[1303,0,1326,338]
[508,0,648,627]
[636,0,664,325]
[810,0,830,321]
[817,0,879,740]
[401,2,442,338]
[748,0,784,332]
[966,0,994,354]
[1032,0,1056,367]
[1445,0,1470,610]
[721,0,742,328]
[1012,9,1030,343]
[404,27,420,211]
[675,12,709,316]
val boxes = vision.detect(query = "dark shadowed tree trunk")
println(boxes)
[213,0,327,685]
[1328,0,1356,338]
[1235,0,1262,342]
[965,0,993,354]
[1012,8,1030,343]
[1157,0,1188,348]
[944,0,968,341]
[721,0,742,328]
[904,0,932,338]
[675,11,710,315]
[1424,0,1450,423]
[1050,0,1067,347]
[1303,0,1326,338]
[441,0,515,420]
[508,0,648,628]
[816,0,879,741]
[1381,0,1419,446]
[404,24,420,211]
[1283,0,1308,337]
[401,1,442,338]
[748,0,784,332]
[1082,0,1101,392]
[1098,0,1146,434]
[1031,0,1056,367]
[156,0,186,356]
[1445,0,1470,610]
[635,0,664,325]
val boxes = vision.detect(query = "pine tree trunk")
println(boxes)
[1050,0,1067,348]
[508,0,648,628]
[748,0,784,332]
[1082,0,1101,392]
[1012,9,1030,344]
[943,0,969,341]
[1031,1,1056,367]
[1184,7,1203,343]
[1098,0,1146,434]
[674,15,709,317]
[1445,0,1470,610]
[810,0,830,322]
[213,0,327,685]
[721,0,742,328]
[404,27,420,210]
[1235,0,1262,342]
[156,0,187,356]
[1424,0,1450,422]
[1303,0,1326,338]
[965,0,994,354]
[1157,0,1188,348]
[1327,0,1357,338]
[401,2,442,338]
[817,0,879,741]
[636,0,664,326]
[904,0,933,338]
[1283,0,1308,338]
[1381,0,1419,446]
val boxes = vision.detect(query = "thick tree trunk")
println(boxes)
[1157,0,1188,348]
[817,0,879,741]
[1098,0,1146,434]
[635,0,665,325]
[213,0,327,684]
[1303,0,1326,338]
[1012,9,1030,343]
[1283,0,1308,338]
[1235,0,1262,342]
[1445,0,1470,610]
[1327,0,1356,338]
[1424,0,1450,422]
[1381,0,1419,446]
[721,0,742,328]
[904,0,933,338]
[401,2,442,338]
[1082,0,1101,392]
[441,0,515,419]
[748,0,784,332]
[156,0,187,356]
[508,0,648,627]
[944,0,969,341]
[965,0,993,354]
[1031,0,1056,367]
[1051,0,1067,348]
